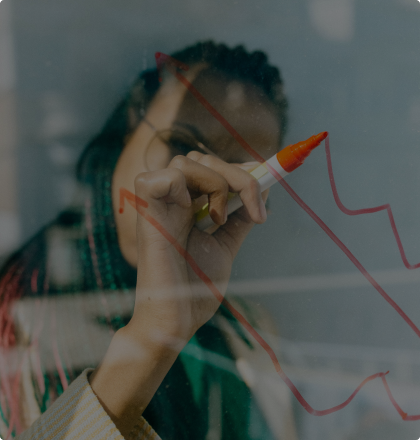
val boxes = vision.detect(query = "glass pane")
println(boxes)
[1,1,420,439]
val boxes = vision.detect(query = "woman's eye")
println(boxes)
[168,135,197,155]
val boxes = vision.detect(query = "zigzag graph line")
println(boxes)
[120,53,420,421]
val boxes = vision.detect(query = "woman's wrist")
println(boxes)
[90,325,181,437]
[126,305,193,353]
[131,273,197,350]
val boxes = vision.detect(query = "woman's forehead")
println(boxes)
[173,69,281,162]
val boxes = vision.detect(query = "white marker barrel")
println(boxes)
[195,154,289,231]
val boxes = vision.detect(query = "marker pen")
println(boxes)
[195,131,328,231]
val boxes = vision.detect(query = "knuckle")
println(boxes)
[169,155,188,169]
[186,151,202,161]
[162,168,183,186]
[169,167,185,183]
[134,172,150,188]
[247,177,261,194]
[199,154,217,168]
[215,177,229,195]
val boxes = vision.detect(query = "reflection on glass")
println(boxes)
[1,1,420,439]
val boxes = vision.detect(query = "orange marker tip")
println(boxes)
[277,131,328,172]
[314,131,328,143]
[119,208,124,214]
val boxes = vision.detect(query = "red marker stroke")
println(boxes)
[119,54,420,421]
[120,188,392,418]
[325,137,420,270]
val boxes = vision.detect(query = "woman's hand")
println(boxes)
[90,154,267,437]
[127,152,268,350]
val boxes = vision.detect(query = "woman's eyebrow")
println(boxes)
[172,121,252,163]
[172,121,211,147]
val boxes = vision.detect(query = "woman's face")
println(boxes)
[112,67,280,267]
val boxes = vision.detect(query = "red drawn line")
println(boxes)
[85,197,105,290]
[120,188,390,417]
[157,53,420,340]
[325,136,420,269]
[381,373,408,420]
[272,156,420,339]
[143,53,420,420]
[86,197,115,337]
[30,268,39,294]
[155,53,265,162]
[51,304,68,391]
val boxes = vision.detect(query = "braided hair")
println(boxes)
[77,41,288,183]
[0,40,288,438]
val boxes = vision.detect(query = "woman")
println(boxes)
[0,41,290,439]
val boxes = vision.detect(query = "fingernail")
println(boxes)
[259,199,267,222]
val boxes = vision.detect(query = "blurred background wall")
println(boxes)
[2,0,420,438]
[0,1,18,259]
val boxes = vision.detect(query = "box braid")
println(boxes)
[0,40,287,439]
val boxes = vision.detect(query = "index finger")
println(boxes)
[186,151,267,225]
[168,155,230,225]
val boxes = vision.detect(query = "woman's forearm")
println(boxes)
[89,324,181,438]
[92,153,265,437]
